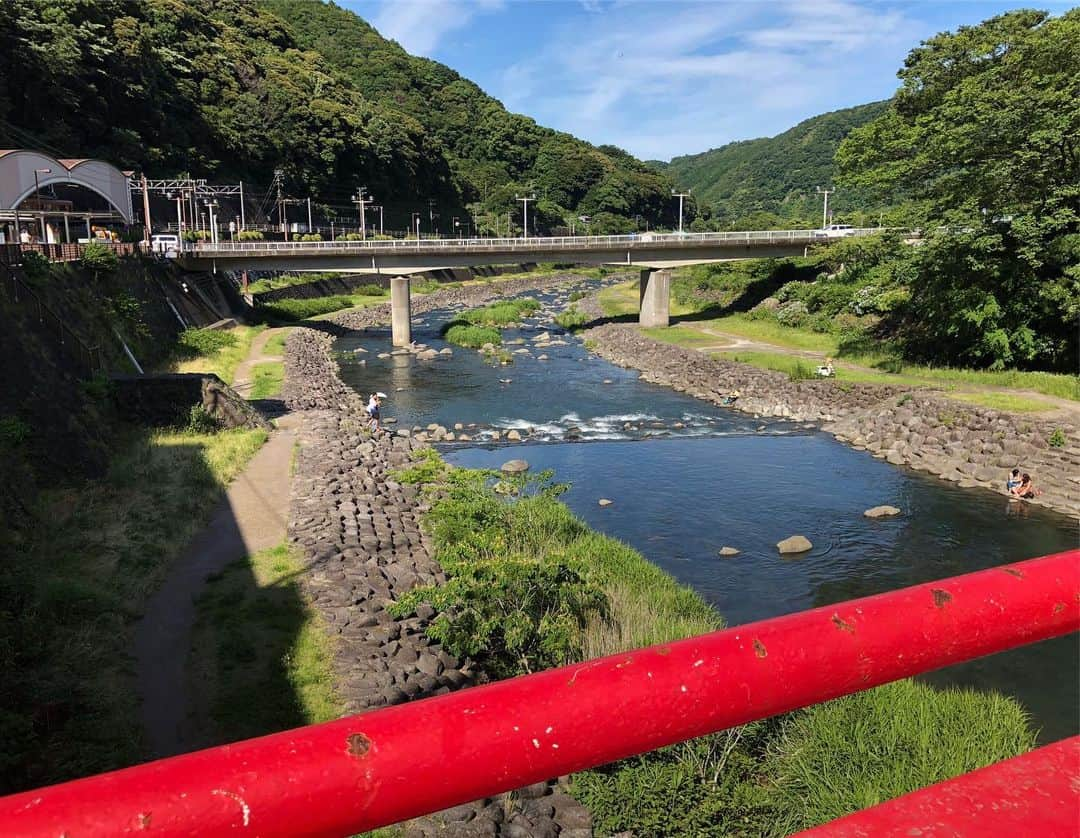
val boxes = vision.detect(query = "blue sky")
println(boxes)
[342,1,1073,161]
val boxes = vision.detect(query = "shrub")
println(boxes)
[237,230,264,241]
[354,284,386,296]
[79,241,119,274]
[0,416,31,449]
[457,298,540,326]
[20,250,49,281]
[444,323,501,348]
[569,290,587,302]
[1048,428,1067,448]
[256,295,354,322]
[788,360,816,381]
[174,327,237,360]
[555,306,589,330]
[186,404,219,433]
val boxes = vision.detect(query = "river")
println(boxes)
[336,279,1079,742]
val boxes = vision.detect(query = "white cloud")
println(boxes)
[369,0,504,56]
[495,0,921,159]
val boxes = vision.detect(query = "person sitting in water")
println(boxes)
[1010,473,1039,499]
[366,393,381,431]
[721,389,741,406]
[1005,468,1022,492]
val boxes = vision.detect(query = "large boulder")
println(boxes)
[718,546,740,557]
[864,505,902,518]
[777,535,812,554]
[501,459,529,474]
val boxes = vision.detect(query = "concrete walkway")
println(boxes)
[134,333,299,759]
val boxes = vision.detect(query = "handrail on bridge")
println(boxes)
[187,227,895,255]
[1,550,1076,837]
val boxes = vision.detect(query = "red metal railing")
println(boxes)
[1,550,1076,837]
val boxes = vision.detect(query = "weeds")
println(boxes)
[1048,428,1067,448]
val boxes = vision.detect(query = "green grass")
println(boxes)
[255,295,355,322]
[249,361,285,399]
[246,272,344,294]
[444,323,502,349]
[949,392,1054,413]
[398,453,1034,836]
[262,328,293,357]
[597,280,698,319]
[1,427,268,791]
[555,306,589,330]
[458,298,541,326]
[172,325,265,385]
[695,313,841,353]
[643,325,725,348]
[188,542,340,745]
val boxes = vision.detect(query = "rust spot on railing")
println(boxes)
[831,614,855,634]
[932,589,952,608]
[347,733,371,757]
[1003,568,1025,579]
[753,639,767,658]
[1053,602,1065,615]
[137,812,152,830]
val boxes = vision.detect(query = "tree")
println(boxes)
[836,9,1080,370]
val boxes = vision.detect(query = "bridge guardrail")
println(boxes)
[1,549,1075,837]
[186,227,893,256]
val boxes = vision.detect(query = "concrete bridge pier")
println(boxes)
[639,268,670,327]
[391,276,412,346]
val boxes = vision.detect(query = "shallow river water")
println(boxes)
[337,280,1078,742]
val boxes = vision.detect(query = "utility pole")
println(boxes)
[515,194,535,240]
[273,169,286,240]
[140,173,152,242]
[816,186,834,229]
[307,196,313,235]
[205,199,219,245]
[239,181,246,230]
[33,167,51,242]
[353,187,372,239]
[428,198,438,235]
[371,205,383,236]
[671,188,690,235]
[169,192,182,234]
[411,212,421,238]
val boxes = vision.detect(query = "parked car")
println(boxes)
[814,224,856,239]
[150,233,181,256]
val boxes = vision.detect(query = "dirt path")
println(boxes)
[232,327,288,397]
[134,332,299,759]
[677,322,1080,417]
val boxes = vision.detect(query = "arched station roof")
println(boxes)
[0,149,134,223]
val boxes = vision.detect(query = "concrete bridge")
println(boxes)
[179,229,883,345]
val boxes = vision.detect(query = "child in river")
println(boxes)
[366,393,381,431]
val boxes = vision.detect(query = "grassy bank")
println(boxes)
[255,295,357,322]
[1,426,267,792]
[250,362,285,399]
[171,325,265,385]
[393,450,1036,836]
[262,328,293,356]
[187,542,340,746]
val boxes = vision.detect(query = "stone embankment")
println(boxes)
[583,322,1080,517]
[282,279,595,836]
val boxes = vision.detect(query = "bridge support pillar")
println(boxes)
[391,276,412,346]
[639,269,670,328]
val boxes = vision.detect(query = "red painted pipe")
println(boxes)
[794,735,1080,836]
[2,550,1077,837]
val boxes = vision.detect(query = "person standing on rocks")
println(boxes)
[367,392,382,431]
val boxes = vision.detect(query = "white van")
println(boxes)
[151,233,181,255]
[815,224,856,239]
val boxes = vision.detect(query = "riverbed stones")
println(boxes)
[864,505,901,518]
[506,429,522,441]
[718,546,740,557]
[598,498,613,507]
[777,535,813,554]
[501,459,529,473]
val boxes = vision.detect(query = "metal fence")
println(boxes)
[0,550,1075,837]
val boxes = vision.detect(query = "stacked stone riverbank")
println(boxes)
[282,279,596,836]
[583,322,1080,517]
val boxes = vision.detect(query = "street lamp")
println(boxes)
[515,194,536,240]
[33,168,51,242]
[411,212,421,238]
[453,216,461,240]
[671,188,690,235]
[816,186,834,229]
[168,192,183,234]
[204,199,219,245]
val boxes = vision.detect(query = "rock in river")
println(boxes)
[598,498,613,507]
[501,459,529,474]
[777,535,812,554]
[718,546,740,557]
[864,505,902,518]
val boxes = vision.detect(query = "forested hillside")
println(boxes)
[0,0,671,233]
[657,102,890,228]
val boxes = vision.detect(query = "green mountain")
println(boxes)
[658,102,889,226]
[0,0,671,233]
